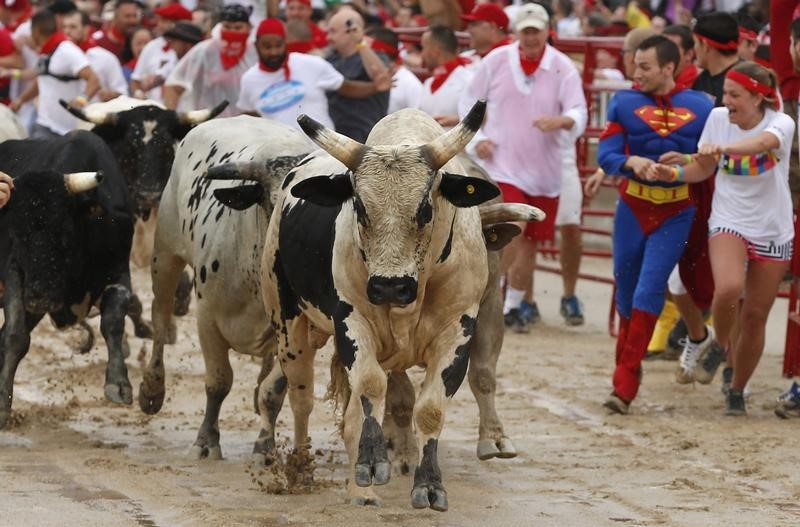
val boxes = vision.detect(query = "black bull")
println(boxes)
[0,131,135,428]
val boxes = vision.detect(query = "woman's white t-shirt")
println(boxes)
[237,52,344,130]
[700,107,796,245]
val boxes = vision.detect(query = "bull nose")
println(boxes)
[366,276,417,306]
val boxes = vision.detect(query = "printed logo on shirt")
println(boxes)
[258,79,305,114]
[634,105,697,137]
[720,151,777,176]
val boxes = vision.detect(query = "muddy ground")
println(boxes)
[1,255,800,527]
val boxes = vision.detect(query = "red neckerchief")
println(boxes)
[258,53,291,81]
[430,56,470,93]
[40,32,69,55]
[286,41,312,54]
[162,41,171,52]
[125,57,137,69]
[482,36,512,57]
[220,30,249,70]
[5,5,33,33]
[520,55,541,76]
[77,38,98,52]
[675,63,699,91]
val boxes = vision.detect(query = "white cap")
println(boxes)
[514,3,549,32]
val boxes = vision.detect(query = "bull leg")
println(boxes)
[253,338,276,414]
[173,270,193,317]
[0,269,44,428]
[337,306,390,506]
[410,311,478,512]
[469,276,517,460]
[99,284,133,404]
[139,250,185,414]
[383,371,417,475]
[127,293,153,339]
[73,320,95,355]
[253,357,287,465]
[189,320,231,460]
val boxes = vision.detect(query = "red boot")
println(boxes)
[612,309,658,403]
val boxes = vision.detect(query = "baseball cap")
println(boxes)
[163,21,204,44]
[514,3,549,32]
[461,4,509,31]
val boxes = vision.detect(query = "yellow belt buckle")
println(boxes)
[626,180,688,204]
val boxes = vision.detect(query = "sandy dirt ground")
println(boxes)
[2,254,800,527]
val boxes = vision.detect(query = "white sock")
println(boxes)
[503,287,525,315]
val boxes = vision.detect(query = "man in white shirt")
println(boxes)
[237,18,390,129]
[130,3,193,102]
[10,9,99,138]
[419,25,472,128]
[62,10,127,102]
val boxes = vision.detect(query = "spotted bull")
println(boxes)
[257,101,515,511]
[0,131,135,428]
[138,116,314,459]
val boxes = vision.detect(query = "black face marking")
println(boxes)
[441,314,475,397]
[353,195,369,227]
[415,197,432,229]
[436,213,456,264]
[211,260,219,272]
[333,301,357,369]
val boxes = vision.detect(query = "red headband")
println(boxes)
[694,32,739,51]
[739,28,758,42]
[371,39,398,58]
[726,69,776,99]
[256,18,286,39]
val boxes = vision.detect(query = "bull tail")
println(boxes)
[326,352,351,433]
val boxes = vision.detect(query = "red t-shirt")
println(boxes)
[0,27,15,105]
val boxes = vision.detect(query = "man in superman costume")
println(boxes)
[598,35,713,414]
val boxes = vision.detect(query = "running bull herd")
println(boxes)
[0,100,545,511]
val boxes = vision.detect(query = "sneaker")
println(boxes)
[725,389,747,416]
[721,367,733,395]
[603,393,630,415]
[775,382,800,419]
[693,341,726,384]
[559,296,585,326]
[504,308,530,334]
[675,326,714,384]
[518,300,541,325]
[666,318,688,355]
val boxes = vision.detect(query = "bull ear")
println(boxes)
[483,223,521,251]
[439,173,499,207]
[291,175,353,207]
[213,184,264,210]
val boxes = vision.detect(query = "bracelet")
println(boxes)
[670,164,684,182]
[11,69,21,80]
[685,154,693,165]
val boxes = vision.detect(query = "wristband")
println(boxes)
[75,95,89,105]
[11,69,21,80]
[670,164,684,182]
[685,154,693,165]
[356,41,366,49]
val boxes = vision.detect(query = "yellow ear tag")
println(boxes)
[466,184,475,194]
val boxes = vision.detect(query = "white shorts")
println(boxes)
[555,166,582,226]
[667,264,686,296]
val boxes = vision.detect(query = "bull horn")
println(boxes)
[64,171,104,194]
[177,100,230,125]
[59,99,118,125]
[479,202,546,225]
[297,114,365,171]
[421,99,486,171]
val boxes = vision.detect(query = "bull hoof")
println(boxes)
[411,485,448,512]
[189,444,222,460]
[355,460,391,487]
[138,383,165,414]
[477,437,518,460]
[496,437,517,458]
[104,382,133,405]
[133,320,153,339]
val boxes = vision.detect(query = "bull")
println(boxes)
[256,101,535,510]
[0,131,135,428]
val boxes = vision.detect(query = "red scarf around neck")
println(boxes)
[430,56,470,93]
[258,54,291,81]
[40,32,69,55]
[519,55,541,76]
[77,38,98,52]
[220,30,249,70]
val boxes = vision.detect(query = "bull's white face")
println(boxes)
[352,148,441,304]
